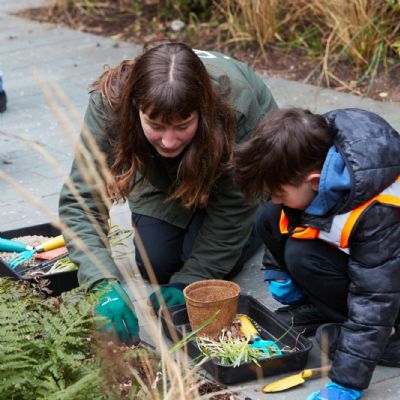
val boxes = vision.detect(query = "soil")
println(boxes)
[0,235,49,265]
[15,3,400,104]
[99,338,241,399]
[198,380,238,400]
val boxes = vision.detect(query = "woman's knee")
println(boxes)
[132,213,184,284]
[135,247,182,284]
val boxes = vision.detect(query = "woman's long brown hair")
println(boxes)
[91,42,236,208]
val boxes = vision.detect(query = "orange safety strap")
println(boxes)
[292,227,320,240]
[280,177,399,247]
[340,177,400,248]
[279,211,320,239]
[279,212,289,234]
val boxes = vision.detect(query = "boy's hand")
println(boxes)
[268,278,303,305]
[148,283,186,315]
[93,280,140,345]
[306,382,362,400]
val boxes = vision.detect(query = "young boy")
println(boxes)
[234,108,400,400]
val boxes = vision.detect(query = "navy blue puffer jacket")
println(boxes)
[304,109,400,390]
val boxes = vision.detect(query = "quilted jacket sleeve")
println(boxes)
[330,202,400,390]
[59,92,121,288]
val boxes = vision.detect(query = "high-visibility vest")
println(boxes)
[279,177,400,253]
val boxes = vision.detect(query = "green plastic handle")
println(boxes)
[0,237,32,252]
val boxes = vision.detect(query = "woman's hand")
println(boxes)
[94,280,140,345]
[148,283,186,315]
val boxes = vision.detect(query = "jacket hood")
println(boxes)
[324,108,400,213]
[305,145,351,216]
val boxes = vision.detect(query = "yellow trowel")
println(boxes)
[262,365,331,392]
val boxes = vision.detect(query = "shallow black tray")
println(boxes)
[162,294,313,384]
[0,223,79,296]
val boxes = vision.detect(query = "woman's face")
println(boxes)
[139,110,199,158]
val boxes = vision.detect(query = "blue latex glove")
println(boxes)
[94,280,140,345]
[307,382,362,400]
[149,283,186,315]
[269,278,303,305]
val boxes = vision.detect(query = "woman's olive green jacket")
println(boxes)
[59,50,277,288]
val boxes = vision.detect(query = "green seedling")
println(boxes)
[47,257,78,274]
[196,336,267,367]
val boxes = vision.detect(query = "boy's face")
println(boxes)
[270,173,320,210]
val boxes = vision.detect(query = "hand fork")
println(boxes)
[238,314,282,357]
[8,235,65,270]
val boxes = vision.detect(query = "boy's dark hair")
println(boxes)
[234,108,333,198]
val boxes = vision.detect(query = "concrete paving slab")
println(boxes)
[1,1,400,399]
[265,75,400,130]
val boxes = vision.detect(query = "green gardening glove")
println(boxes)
[94,280,140,345]
[149,283,186,315]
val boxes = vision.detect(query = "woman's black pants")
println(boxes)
[256,201,349,322]
[132,209,262,285]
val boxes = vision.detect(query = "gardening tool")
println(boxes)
[18,253,70,274]
[8,235,65,269]
[0,237,33,253]
[262,366,331,392]
[238,314,282,357]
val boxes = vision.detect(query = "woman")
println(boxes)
[59,42,277,344]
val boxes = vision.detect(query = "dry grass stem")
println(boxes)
[216,0,283,49]
[2,70,204,396]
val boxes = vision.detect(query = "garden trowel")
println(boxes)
[262,365,331,392]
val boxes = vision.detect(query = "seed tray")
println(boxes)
[0,223,79,296]
[161,294,313,384]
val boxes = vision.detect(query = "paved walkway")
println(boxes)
[1,1,400,399]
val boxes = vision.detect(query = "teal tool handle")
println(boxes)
[0,237,31,252]
[251,337,282,356]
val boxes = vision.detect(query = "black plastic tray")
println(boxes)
[0,223,79,296]
[162,294,313,384]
